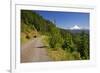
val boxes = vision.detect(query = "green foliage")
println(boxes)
[73,31,89,59]
[60,30,75,52]
[21,10,56,34]
[49,27,64,49]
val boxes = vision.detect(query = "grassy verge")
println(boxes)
[21,33,29,44]
[47,48,81,61]
[41,35,50,47]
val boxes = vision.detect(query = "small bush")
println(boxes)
[72,51,81,60]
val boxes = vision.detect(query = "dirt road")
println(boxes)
[21,37,51,63]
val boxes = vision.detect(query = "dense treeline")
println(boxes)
[21,10,89,60]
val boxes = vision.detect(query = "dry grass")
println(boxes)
[47,48,81,61]
[47,48,75,61]
[21,30,38,45]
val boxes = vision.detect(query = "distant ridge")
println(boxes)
[68,29,89,34]
[59,28,89,34]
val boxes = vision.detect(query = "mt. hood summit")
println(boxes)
[70,25,81,30]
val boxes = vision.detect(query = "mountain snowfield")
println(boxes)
[68,25,89,34]
[70,25,81,30]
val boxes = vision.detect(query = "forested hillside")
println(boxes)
[21,10,89,61]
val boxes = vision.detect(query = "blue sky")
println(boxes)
[34,10,90,29]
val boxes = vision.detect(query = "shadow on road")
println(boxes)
[36,46,49,48]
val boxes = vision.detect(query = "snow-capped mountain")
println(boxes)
[70,25,81,30]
